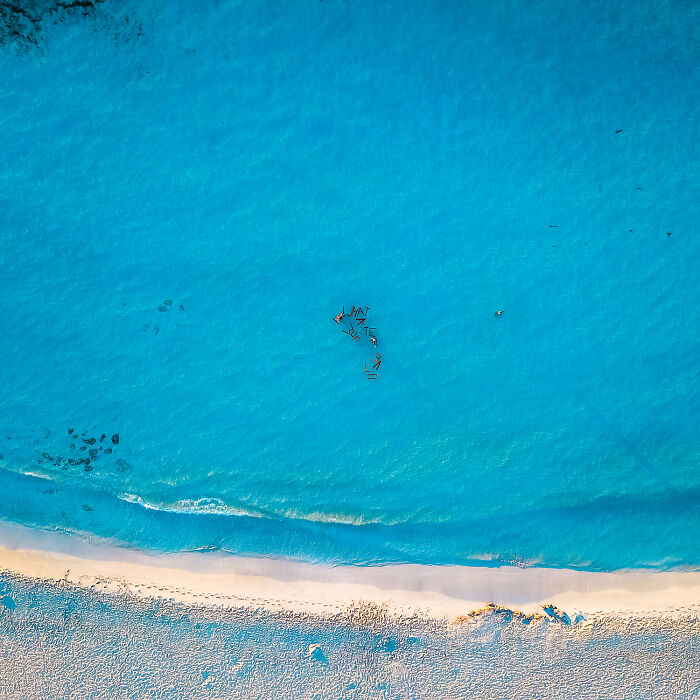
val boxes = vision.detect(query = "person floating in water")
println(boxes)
[370,337,377,346]
[334,312,343,323]
[495,310,504,317]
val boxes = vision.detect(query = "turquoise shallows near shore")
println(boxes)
[1,0,698,574]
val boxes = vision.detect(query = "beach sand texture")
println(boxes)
[1,524,700,620]
[1,525,699,697]
[0,566,699,699]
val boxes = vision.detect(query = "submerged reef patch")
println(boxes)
[4,425,129,478]
[0,1,142,51]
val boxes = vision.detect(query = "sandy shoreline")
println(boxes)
[0,521,698,621]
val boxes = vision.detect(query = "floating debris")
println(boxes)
[333,305,381,380]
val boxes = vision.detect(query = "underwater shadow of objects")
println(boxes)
[571,389,678,494]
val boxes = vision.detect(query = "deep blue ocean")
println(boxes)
[0,0,698,571]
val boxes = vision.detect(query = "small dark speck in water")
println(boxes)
[158,306,168,312]
[82,504,92,512]
[84,464,93,472]
[111,434,119,445]
[180,304,184,310]
[163,299,173,306]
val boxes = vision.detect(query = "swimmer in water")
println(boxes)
[495,310,504,317]
[334,313,343,323]
[371,337,377,346]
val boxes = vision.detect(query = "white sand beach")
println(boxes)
[0,522,698,621]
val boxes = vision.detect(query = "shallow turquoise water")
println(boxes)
[0,0,698,570]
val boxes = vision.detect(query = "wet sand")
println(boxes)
[0,522,698,621]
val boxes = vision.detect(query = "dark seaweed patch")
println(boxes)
[0,1,142,51]
[27,426,127,477]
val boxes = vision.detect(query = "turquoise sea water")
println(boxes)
[0,0,698,571]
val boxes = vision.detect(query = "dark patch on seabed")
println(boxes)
[5,425,129,479]
[0,0,143,50]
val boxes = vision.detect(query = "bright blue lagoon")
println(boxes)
[0,0,698,570]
